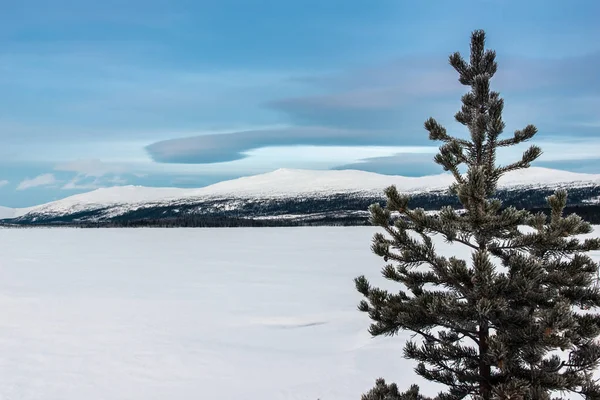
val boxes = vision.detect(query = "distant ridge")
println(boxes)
[3,167,600,225]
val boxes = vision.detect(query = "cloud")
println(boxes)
[0,48,304,149]
[334,138,600,176]
[534,158,600,173]
[16,173,58,190]
[268,52,600,132]
[54,159,128,177]
[333,153,442,176]
[54,159,130,190]
[145,126,416,164]
[62,175,128,190]
[0,180,8,188]
[496,52,600,94]
[268,59,461,130]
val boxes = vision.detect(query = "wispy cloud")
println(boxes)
[55,159,128,177]
[333,137,600,175]
[268,52,600,133]
[0,180,8,188]
[62,175,128,190]
[334,153,442,176]
[145,126,413,164]
[16,173,58,190]
[0,50,304,148]
[146,50,600,166]
[54,159,130,190]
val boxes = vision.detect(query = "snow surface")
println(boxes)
[584,196,600,204]
[0,226,598,400]
[7,167,600,219]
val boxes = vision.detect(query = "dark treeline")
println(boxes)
[80,214,371,228]
[7,204,599,228]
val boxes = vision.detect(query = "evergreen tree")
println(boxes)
[355,30,600,400]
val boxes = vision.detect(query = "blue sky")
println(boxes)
[1,0,599,207]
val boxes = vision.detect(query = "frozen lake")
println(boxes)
[0,227,598,399]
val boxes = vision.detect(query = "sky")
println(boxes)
[1,0,599,207]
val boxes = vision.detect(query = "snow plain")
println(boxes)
[0,226,598,400]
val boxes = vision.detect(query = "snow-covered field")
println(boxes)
[0,227,598,400]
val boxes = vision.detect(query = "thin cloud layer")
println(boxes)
[62,175,128,190]
[534,158,600,174]
[335,138,600,176]
[55,159,128,178]
[333,153,442,176]
[16,174,58,190]
[268,52,600,132]
[145,127,411,164]
[146,51,600,166]
[54,159,131,190]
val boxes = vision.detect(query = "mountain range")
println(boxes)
[2,167,600,227]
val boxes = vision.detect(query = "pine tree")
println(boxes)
[355,30,600,400]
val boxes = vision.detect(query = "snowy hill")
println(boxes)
[13,186,194,218]
[6,167,600,225]
[192,167,600,197]
[186,168,457,197]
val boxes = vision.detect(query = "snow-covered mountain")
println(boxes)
[13,186,194,219]
[4,167,600,226]
[195,167,600,195]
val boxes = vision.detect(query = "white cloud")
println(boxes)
[61,179,99,190]
[497,138,600,164]
[242,145,438,170]
[62,174,127,190]
[16,174,58,190]
[0,180,8,188]
[54,159,130,190]
[54,159,128,177]
[61,175,128,190]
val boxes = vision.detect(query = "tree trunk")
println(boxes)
[479,320,492,400]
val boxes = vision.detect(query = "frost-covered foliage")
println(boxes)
[355,30,600,400]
